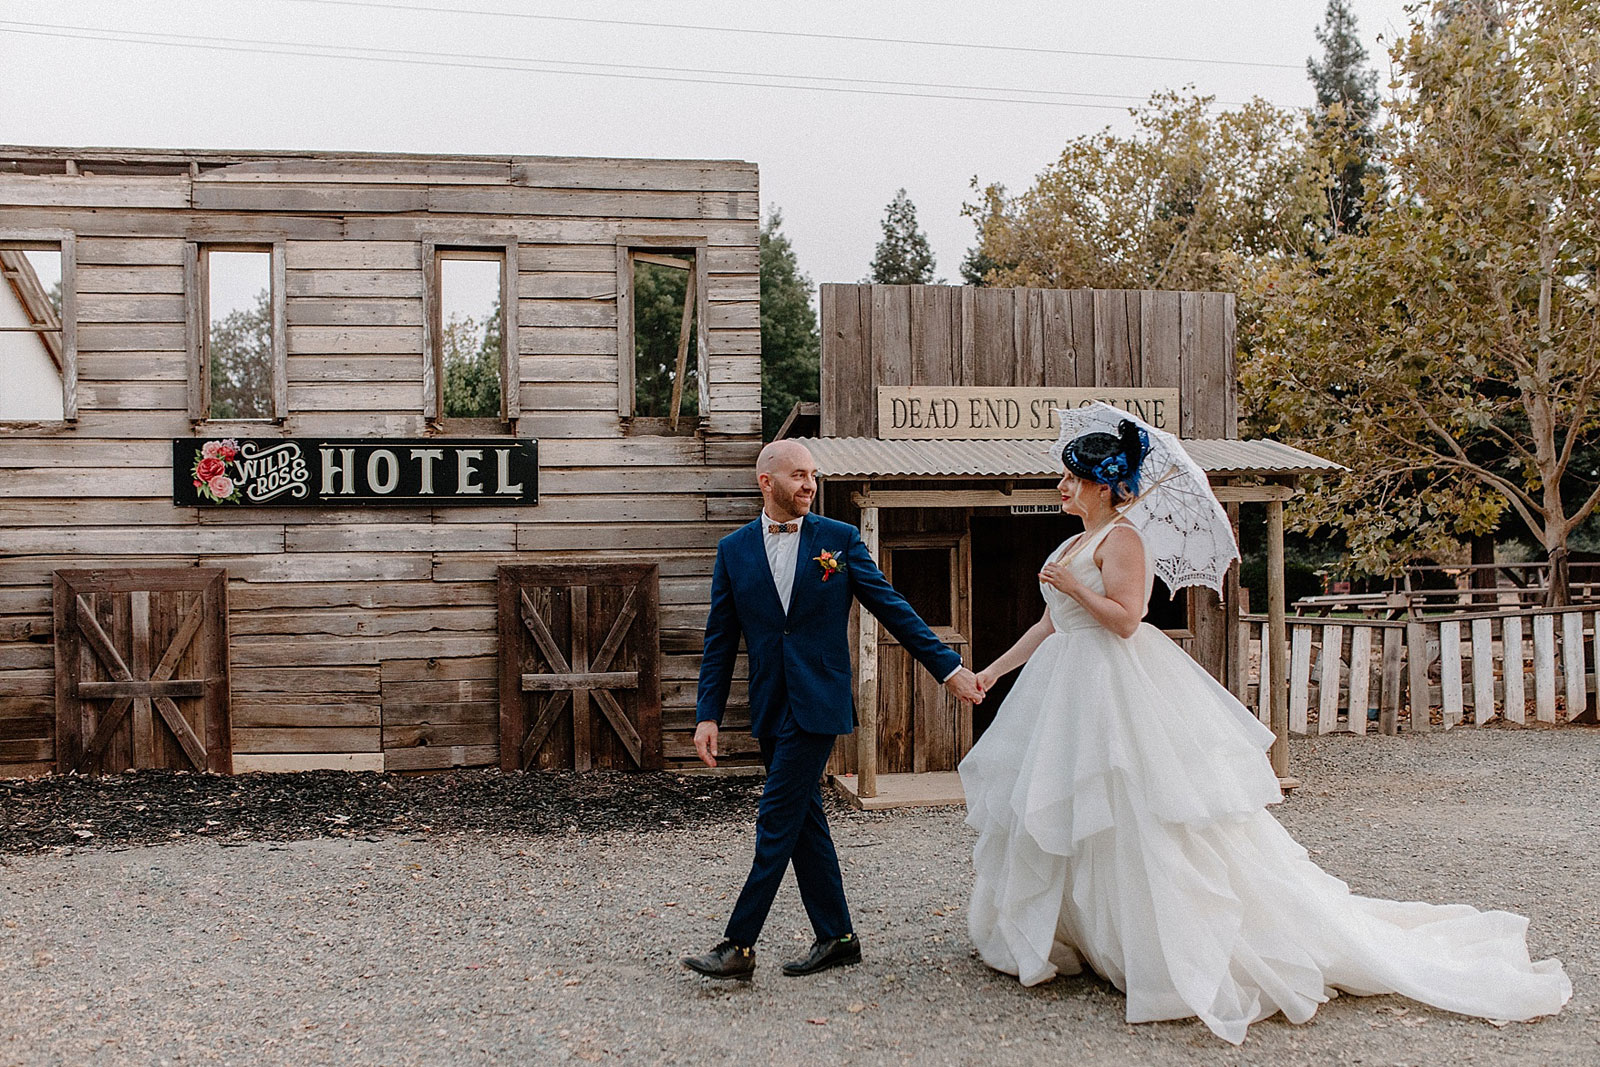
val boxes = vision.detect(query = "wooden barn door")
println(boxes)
[53,568,231,775]
[498,564,661,772]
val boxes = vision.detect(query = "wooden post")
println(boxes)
[1439,619,1463,728]
[1407,618,1432,732]
[1533,613,1557,722]
[1318,623,1342,734]
[1380,595,1406,735]
[1502,615,1526,724]
[1225,502,1244,700]
[1562,611,1586,721]
[1231,585,1251,704]
[857,504,881,799]
[1347,625,1372,735]
[1470,617,1495,726]
[1266,497,1289,779]
[1289,624,1312,735]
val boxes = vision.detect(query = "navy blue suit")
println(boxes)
[696,512,962,946]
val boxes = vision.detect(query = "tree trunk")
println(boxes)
[1470,533,1497,604]
[1544,544,1571,608]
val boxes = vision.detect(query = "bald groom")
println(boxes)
[683,440,984,980]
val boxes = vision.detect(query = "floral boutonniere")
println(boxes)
[814,549,846,582]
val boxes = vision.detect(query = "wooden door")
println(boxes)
[877,535,972,773]
[498,564,661,772]
[53,568,231,775]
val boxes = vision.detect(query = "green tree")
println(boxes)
[958,245,1004,287]
[963,91,1323,293]
[1248,0,1600,602]
[441,301,502,419]
[632,260,699,420]
[1307,0,1384,238]
[208,289,272,420]
[759,209,821,439]
[870,188,937,284]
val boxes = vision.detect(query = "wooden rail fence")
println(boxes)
[1239,607,1598,734]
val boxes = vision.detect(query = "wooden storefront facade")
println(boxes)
[794,283,1340,800]
[0,146,765,777]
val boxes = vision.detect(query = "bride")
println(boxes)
[958,420,1571,1044]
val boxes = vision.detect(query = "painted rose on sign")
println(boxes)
[192,439,242,503]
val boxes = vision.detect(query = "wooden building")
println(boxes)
[0,146,766,778]
[790,283,1340,803]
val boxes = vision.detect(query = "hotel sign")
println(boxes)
[876,387,1179,439]
[173,438,538,507]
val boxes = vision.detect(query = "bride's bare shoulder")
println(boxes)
[1095,522,1145,562]
[1105,520,1143,543]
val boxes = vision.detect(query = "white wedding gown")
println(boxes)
[959,519,1571,1044]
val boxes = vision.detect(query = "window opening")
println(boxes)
[437,252,506,419]
[630,249,698,427]
[889,547,954,628]
[0,244,65,420]
[206,249,273,420]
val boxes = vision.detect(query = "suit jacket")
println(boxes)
[696,512,962,738]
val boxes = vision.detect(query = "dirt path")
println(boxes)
[2,728,1596,1066]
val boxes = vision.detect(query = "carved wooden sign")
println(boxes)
[172,438,538,506]
[876,387,1180,439]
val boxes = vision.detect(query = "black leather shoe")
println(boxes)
[681,939,755,980]
[781,933,862,977]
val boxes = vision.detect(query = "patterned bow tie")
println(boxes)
[767,522,798,534]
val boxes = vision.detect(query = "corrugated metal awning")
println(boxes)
[786,437,1342,479]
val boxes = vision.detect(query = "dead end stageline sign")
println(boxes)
[875,387,1180,439]
[173,438,538,507]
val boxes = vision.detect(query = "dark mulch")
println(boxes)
[0,768,766,853]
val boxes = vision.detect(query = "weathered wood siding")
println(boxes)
[820,284,1236,439]
[0,148,763,776]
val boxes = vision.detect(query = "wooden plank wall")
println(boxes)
[0,149,764,776]
[818,283,1238,683]
[819,284,1235,438]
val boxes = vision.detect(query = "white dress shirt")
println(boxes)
[761,510,962,684]
[761,511,803,613]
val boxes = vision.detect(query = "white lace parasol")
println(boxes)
[1051,402,1240,593]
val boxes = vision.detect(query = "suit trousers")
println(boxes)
[723,709,852,947]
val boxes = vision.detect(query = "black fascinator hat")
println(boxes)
[1061,419,1149,500]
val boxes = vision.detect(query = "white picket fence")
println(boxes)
[1241,607,1597,734]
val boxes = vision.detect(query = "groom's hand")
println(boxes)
[944,667,985,705]
[694,721,720,768]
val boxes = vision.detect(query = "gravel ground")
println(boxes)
[2,727,1597,1067]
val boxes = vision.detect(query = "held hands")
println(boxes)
[944,666,986,705]
[975,666,1001,694]
[693,720,719,768]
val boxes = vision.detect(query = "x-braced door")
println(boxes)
[53,568,231,774]
[498,564,661,771]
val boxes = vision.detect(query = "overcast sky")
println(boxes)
[2,0,1417,292]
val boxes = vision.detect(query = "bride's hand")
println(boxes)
[976,667,1000,692]
[1038,560,1082,597]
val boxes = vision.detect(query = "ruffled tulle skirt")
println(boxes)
[959,623,1571,1045]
